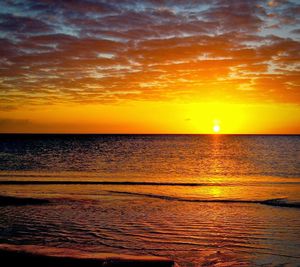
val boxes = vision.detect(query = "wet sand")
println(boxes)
[0,196,176,266]
[0,244,176,267]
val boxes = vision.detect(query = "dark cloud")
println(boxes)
[201,0,264,32]
[0,13,53,34]
[291,28,300,34]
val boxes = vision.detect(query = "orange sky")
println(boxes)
[0,0,299,133]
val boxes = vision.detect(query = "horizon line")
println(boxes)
[0,133,299,136]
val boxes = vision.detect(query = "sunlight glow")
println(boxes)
[0,1,299,134]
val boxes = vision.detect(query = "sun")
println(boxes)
[213,124,220,133]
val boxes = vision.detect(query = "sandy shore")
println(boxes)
[0,244,176,267]
[0,196,176,266]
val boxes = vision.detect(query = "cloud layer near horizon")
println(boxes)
[0,0,299,110]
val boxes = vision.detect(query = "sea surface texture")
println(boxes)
[0,134,299,266]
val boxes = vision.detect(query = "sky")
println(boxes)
[0,0,299,133]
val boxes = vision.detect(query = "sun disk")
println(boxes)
[213,125,220,133]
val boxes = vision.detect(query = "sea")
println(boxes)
[0,134,299,266]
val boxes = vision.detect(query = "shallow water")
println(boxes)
[0,134,299,266]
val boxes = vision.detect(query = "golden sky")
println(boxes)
[0,0,299,133]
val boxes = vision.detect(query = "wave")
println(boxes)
[1,190,299,209]
[108,191,300,208]
[1,178,299,186]
[0,180,221,186]
[260,198,300,208]
[0,195,50,206]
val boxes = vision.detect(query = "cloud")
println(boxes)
[291,28,300,34]
[0,0,299,109]
[0,13,53,34]
[0,118,36,132]
[201,0,264,33]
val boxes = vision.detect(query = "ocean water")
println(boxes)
[0,134,299,266]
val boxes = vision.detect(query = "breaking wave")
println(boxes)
[108,191,300,208]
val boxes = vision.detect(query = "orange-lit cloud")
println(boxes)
[0,0,299,133]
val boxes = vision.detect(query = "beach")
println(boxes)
[0,134,299,266]
[1,0,300,265]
